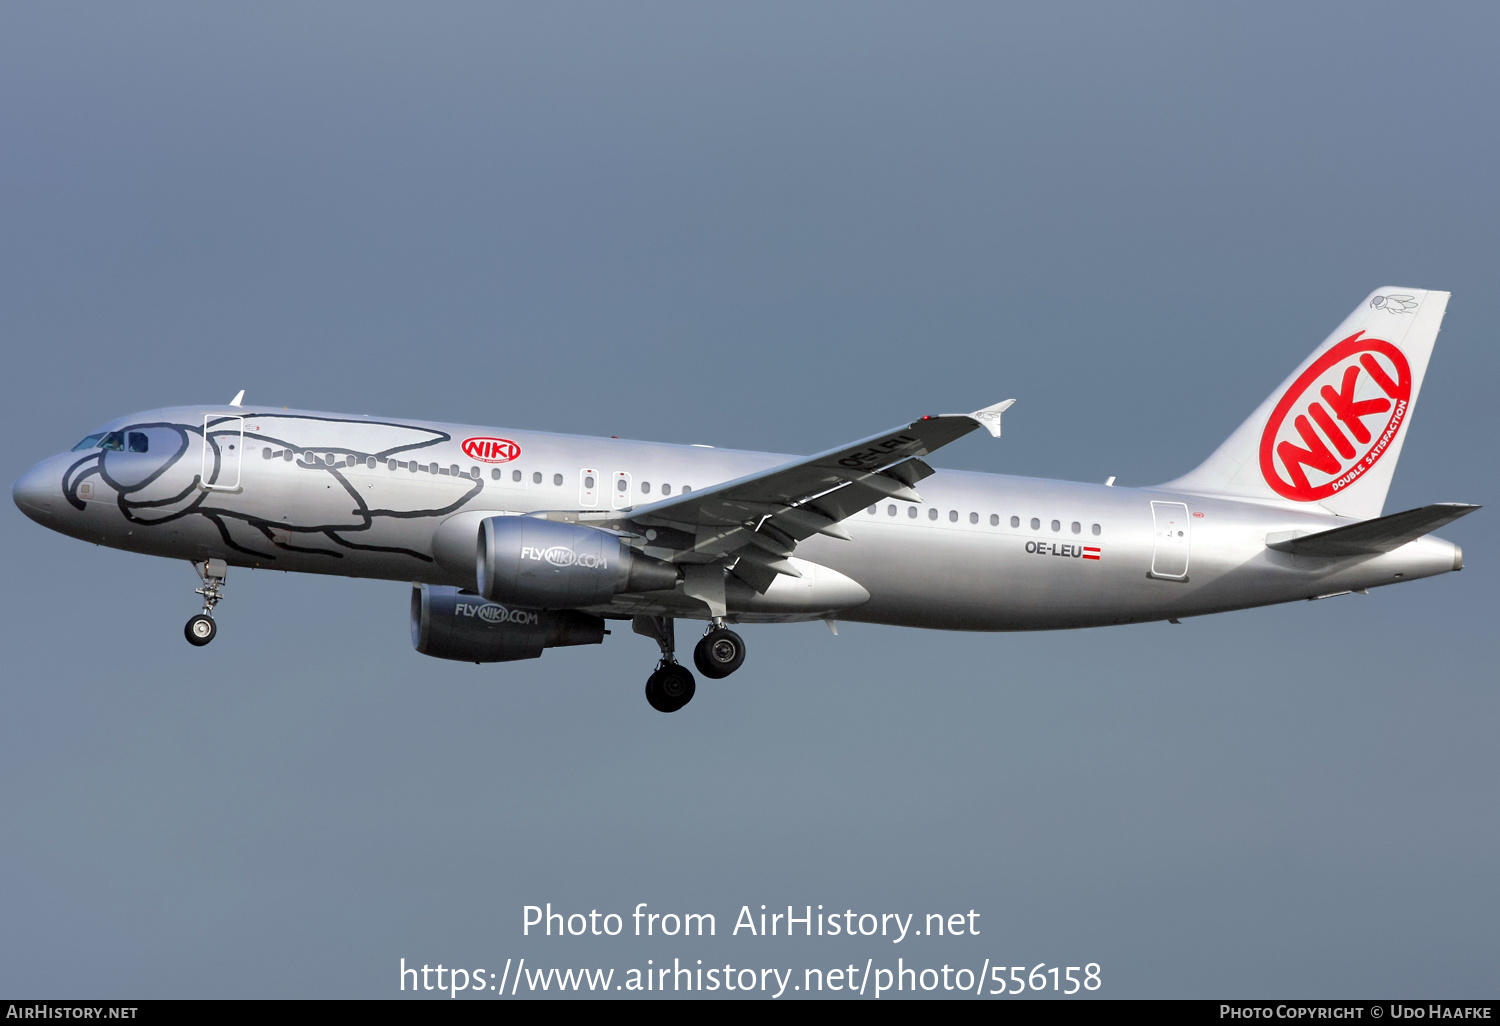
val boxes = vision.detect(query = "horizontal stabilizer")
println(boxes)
[1267,503,1479,556]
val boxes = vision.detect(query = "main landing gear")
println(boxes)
[632,616,748,713]
[635,615,694,713]
[184,559,227,647]
[646,663,695,713]
[693,625,746,679]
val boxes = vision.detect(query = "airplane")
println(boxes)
[12,287,1478,712]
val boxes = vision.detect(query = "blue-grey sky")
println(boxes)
[2,2,1495,998]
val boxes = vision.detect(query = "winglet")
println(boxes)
[968,399,1015,438]
[229,390,245,407]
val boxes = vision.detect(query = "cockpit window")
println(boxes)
[71,433,106,451]
[98,431,126,452]
[127,432,149,453]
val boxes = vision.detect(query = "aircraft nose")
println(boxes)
[13,460,57,522]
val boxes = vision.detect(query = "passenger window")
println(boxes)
[949,510,959,522]
[682,486,691,493]
[989,514,998,526]
[907,507,917,519]
[1051,520,1060,532]
[868,505,877,514]
[616,478,627,492]
[887,505,896,516]
[491,468,501,480]
[533,472,542,484]
[641,482,652,494]
[928,508,938,521]
[127,432,149,453]
[1092,523,1101,536]
[969,512,978,524]
[512,469,522,482]
[584,475,595,489]
[71,433,105,452]
[1010,516,1020,528]
[1071,521,1080,534]
[1030,518,1040,530]
[553,474,563,486]
[662,484,672,496]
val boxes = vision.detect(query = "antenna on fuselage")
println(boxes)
[229,390,245,407]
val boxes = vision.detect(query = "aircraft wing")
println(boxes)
[604,400,1014,593]
[1266,503,1480,557]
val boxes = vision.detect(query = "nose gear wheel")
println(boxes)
[185,614,217,646]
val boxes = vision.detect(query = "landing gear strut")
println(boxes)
[694,624,746,679]
[633,615,696,713]
[185,559,227,647]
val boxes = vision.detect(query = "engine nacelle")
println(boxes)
[411,584,606,663]
[476,516,678,608]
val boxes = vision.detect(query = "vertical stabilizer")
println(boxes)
[1164,287,1448,520]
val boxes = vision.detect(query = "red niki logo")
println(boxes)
[462,437,522,464]
[1258,332,1411,502]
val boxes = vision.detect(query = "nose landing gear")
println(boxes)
[185,559,227,647]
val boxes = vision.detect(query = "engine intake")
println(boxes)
[476,516,678,608]
[411,584,606,663]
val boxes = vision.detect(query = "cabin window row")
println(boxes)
[866,504,1102,536]
[260,448,693,496]
[485,467,686,496]
[263,448,487,478]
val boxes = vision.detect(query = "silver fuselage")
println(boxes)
[13,405,1462,630]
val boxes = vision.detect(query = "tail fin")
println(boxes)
[1165,287,1449,520]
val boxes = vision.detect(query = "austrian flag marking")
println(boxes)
[462,437,522,464]
[1258,332,1412,502]
[1083,546,1101,561]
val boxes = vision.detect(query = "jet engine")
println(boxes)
[411,584,606,663]
[476,516,678,608]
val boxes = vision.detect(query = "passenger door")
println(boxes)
[200,414,244,492]
[1149,501,1190,579]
